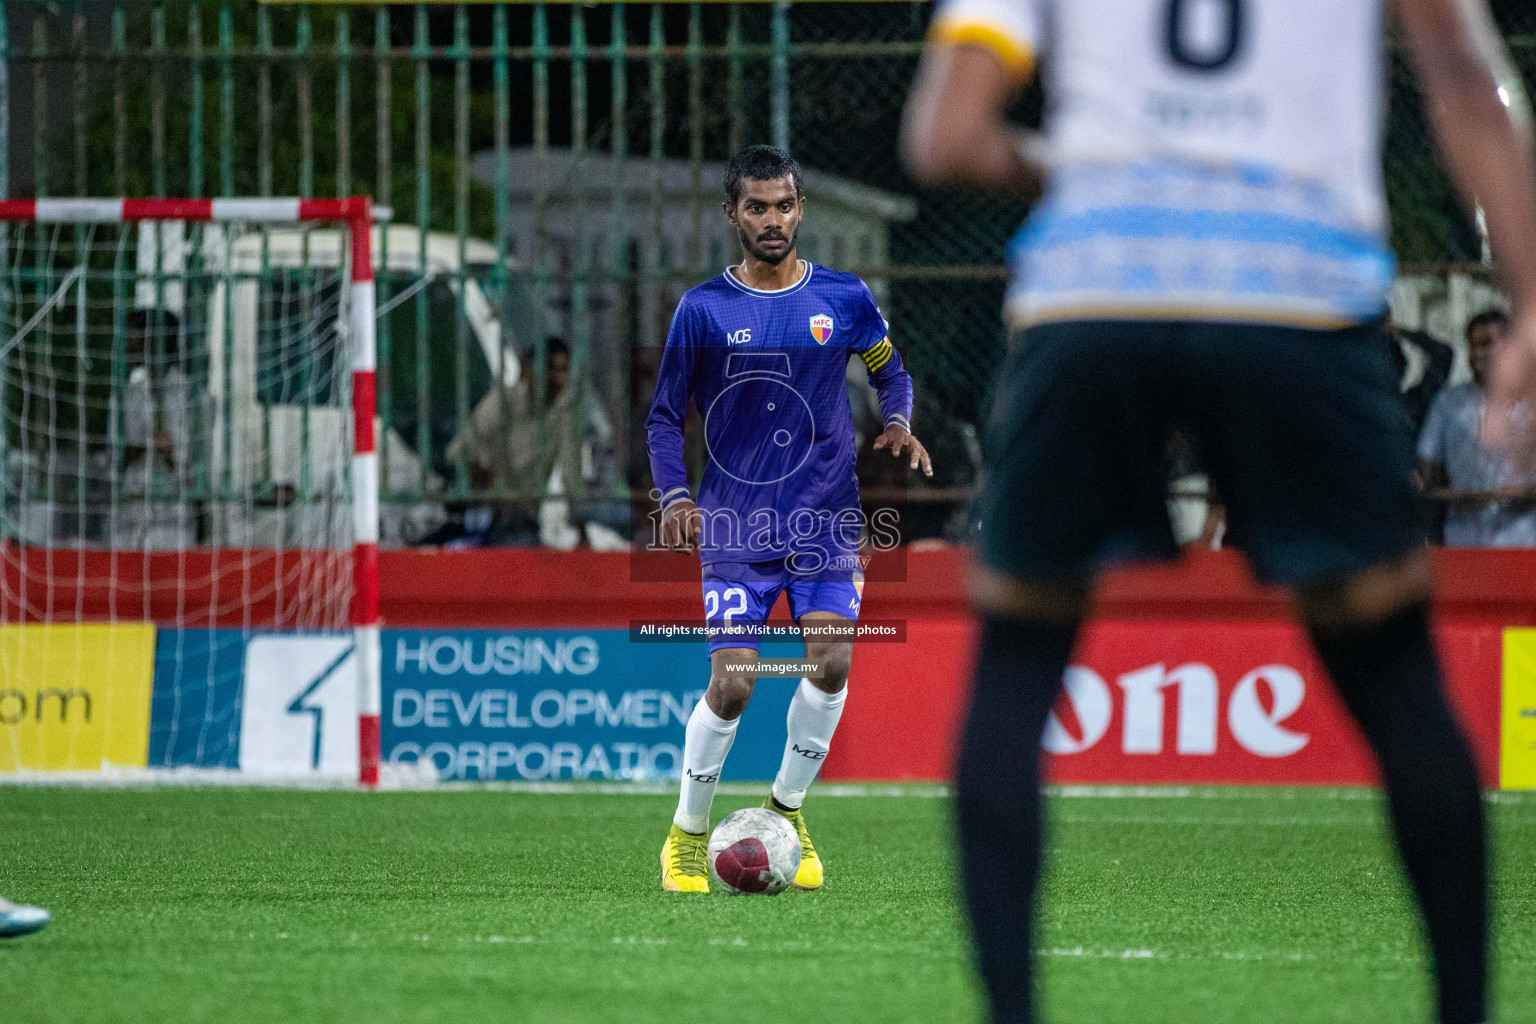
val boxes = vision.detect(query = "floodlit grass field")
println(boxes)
[3,785,1535,1024]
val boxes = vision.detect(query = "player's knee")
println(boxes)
[808,642,853,693]
[707,651,759,719]
[1295,549,1433,630]
[706,675,755,719]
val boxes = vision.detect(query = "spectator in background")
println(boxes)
[122,308,192,496]
[440,337,621,549]
[1389,313,1456,436]
[1166,429,1226,553]
[97,308,201,548]
[1417,310,1536,547]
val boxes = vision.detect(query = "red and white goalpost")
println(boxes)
[0,198,381,786]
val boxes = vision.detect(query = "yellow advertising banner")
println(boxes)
[0,624,156,772]
[1501,629,1536,790]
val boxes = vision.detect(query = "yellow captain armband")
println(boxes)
[860,337,894,373]
[926,18,1036,81]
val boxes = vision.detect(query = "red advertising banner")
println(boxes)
[362,546,1529,787]
[825,620,1504,787]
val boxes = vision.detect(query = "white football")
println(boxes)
[707,807,802,896]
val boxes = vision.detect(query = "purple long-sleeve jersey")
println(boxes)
[645,264,914,576]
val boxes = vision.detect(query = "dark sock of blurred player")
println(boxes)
[904,1,1536,1021]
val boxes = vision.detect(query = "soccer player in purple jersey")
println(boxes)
[646,146,933,893]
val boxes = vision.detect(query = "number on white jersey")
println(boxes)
[1164,0,1245,72]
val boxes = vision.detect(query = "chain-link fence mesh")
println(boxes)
[5,1,1534,545]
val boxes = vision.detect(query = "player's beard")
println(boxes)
[739,223,797,266]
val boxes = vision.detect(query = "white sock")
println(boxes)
[772,678,847,810]
[673,699,739,834]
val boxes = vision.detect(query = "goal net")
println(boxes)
[0,199,380,785]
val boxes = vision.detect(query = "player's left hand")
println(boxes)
[872,424,933,477]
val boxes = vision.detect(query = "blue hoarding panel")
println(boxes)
[148,630,246,768]
[381,629,796,782]
[146,627,799,781]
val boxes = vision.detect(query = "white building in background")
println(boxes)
[470,149,917,403]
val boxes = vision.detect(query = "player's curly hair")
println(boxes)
[724,145,804,207]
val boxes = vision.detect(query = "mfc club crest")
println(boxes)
[809,314,834,345]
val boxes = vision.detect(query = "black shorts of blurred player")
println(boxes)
[977,316,1418,588]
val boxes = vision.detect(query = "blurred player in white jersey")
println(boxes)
[904,1,1536,1021]
[0,896,49,938]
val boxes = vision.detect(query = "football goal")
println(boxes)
[0,198,381,785]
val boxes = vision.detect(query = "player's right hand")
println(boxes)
[660,499,702,552]
[1482,310,1536,469]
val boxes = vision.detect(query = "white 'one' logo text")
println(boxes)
[1043,662,1310,758]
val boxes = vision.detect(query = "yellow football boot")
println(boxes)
[765,798,823,891]
[660,823,710,893]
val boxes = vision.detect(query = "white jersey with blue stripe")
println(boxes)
[929,0,1394,328]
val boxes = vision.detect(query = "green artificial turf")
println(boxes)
[1,785,1533,1023]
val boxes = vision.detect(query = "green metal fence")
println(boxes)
[5,1,1535,546]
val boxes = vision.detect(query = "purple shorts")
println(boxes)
[701,561,863,654]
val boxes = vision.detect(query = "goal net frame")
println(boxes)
[0,197,382,787]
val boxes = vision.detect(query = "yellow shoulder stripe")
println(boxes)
[927,19,1036,81]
